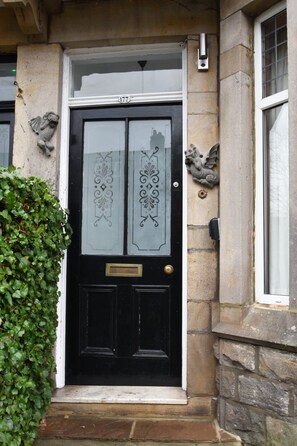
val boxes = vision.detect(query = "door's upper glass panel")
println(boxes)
[82,121,125,255]
[71,51,182,98]
[0,63,16,101]
[127,120,171,256]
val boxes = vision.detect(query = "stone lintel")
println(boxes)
[220,0,280,21]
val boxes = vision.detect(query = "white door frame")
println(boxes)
[55,43,188,390]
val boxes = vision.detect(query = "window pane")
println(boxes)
[81,121,125,255]
[71,51,182,98]
[0,63,16,101]
[0,124,10,166]
[127,120,171,255]
[264,103,289,295]
[262,10,287,97]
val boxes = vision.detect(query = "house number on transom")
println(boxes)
[118,96,131,104]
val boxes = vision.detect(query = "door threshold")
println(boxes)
[52,386,188,405]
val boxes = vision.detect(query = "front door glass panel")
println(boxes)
[82,119,171,256]
[127,120,171,255]
[82,121,125,255]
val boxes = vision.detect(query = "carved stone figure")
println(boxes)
[29,111,59,157]
[185,143,219,188]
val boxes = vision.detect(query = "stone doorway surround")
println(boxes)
[11,0,220,417]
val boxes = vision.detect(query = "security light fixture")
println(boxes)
[198,33,209,71]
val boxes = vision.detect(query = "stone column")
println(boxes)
[219,11,253,308]
[13,44,63,190]
[186,34,218,398]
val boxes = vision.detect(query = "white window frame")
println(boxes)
[254,1,289,306]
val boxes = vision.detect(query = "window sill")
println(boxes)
[213,304,297,350]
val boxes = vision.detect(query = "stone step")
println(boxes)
[34,416,242,446]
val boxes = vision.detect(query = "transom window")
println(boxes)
[68,45,183,105]
[255,1,289,305]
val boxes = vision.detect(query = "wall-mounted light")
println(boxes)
[198,33,208,71]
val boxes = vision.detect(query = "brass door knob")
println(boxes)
[164,265,174,275]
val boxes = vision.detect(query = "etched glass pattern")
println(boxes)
[0,124,10,167]
[82,121,125,255]
[127,120,171,255]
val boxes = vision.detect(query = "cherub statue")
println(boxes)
[185,143,219,188]
[29,111,59,157]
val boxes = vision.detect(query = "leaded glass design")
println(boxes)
[262,9,287,98]
[127,120,171,255]
[82,121,125,255]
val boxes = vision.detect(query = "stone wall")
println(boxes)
[13,44,63,188]
[216,339,297,446]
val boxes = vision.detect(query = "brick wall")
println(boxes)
[216,339,297,446]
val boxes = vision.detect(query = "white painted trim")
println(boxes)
[258,90,288,111]
[255,0,287,23]
[55,53,71,388]
[69,92,183,108]
[181,45,188,391]
[254,1,288,306]
[55,43,188,391]
[66,43,183,59]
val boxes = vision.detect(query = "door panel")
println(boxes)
[66,104,182,386]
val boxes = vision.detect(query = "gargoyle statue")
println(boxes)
[29,111,59,157]
[185,143,219,188]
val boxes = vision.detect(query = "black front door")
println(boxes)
[66,104,182,386]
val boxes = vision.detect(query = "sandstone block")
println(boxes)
[188,92,218,115]
[187,333,216,396]
[187,301,210,333]
[220,11,251,54]
[187,178,219,226]
[188,36,218,93]
[238,375,290,416]
[259,347,297,384]
[187,226,216,251]
[219,367,237,399]
[187,251,218,301]
[223,399,265,446]
[220,340,256,372]
[220,45,251,80]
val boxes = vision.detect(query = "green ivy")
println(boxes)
[0,167,71,446]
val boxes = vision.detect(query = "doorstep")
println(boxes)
[34,415,242,445]
[52,386,188,404]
